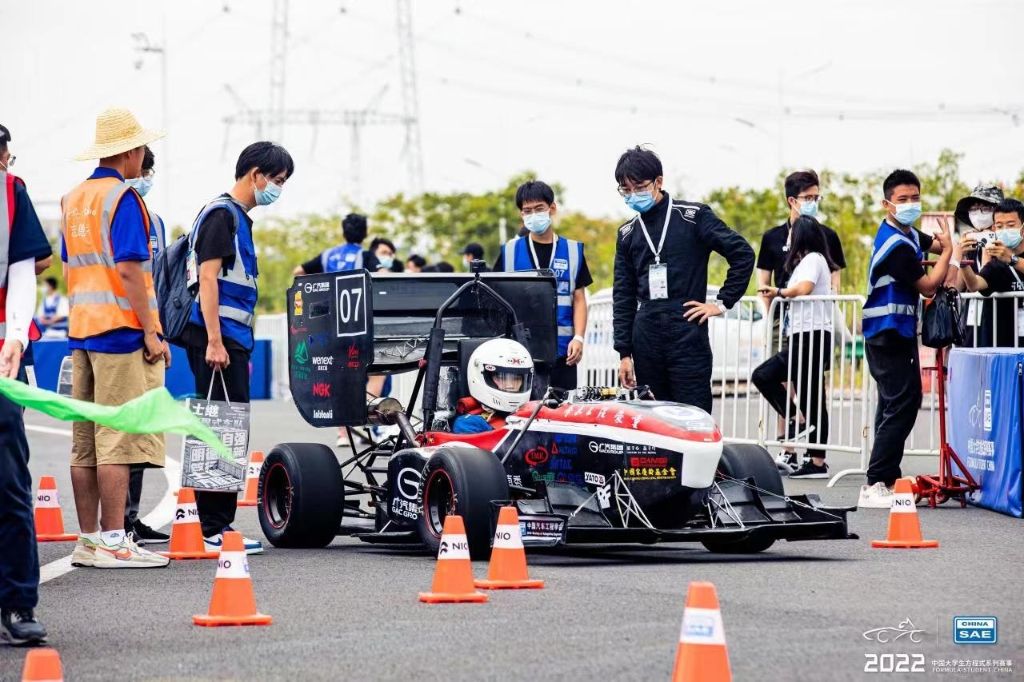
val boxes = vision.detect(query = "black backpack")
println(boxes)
[154,231,197,346]
[921,286,966,349]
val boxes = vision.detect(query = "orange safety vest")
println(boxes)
[62,176,160,340]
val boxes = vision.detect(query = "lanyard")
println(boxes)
[636,199,672,264]
[527,234,558,270]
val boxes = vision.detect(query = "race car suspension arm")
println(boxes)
[716,474,845,522]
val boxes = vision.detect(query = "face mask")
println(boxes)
[127,176,153,197]
[968,210,994,230]
[798,199,818,218]
[523,212,552,234]
[890,201,922,226]
[377,255,394,269]
[254,178,283,206]
[996,228,1023,250]
[625,191,655,212]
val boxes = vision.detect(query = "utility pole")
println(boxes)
[132,31,169,214]
[396,0,425,193]
[269,0,290,142]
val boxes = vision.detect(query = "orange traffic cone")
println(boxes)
[34,476,77,542]
[160,488,219,560]
[474,506,544,590]
[871,479,939,549]
[193,531,272,626]
[21,648,63,682]
[672,581,732,682]
[418,515,488,604]
[237,451,264,507]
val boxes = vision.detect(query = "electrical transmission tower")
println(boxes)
[268,0,289,142]
[395,0,424,193]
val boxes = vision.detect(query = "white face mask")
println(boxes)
[968,209,994,230]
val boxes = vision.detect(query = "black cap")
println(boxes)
[462,242,484,260]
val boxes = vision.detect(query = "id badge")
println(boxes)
[186,250,199,289]
[649,263,668,300]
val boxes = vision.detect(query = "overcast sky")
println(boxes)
[5,0,1023,237]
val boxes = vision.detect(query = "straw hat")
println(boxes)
[74,107,164,161]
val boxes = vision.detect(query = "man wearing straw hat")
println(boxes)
[62,107,170,568]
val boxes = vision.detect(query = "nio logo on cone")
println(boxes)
[437,534,470,560]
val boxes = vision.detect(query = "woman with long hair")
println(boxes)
[753,216,838,478]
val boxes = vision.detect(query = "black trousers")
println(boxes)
[0,374,38,609]
[631,301,713,413]
[865,331,922,486]
[125,465,144,527]
[752,331,831,459]
[186,343,251,537]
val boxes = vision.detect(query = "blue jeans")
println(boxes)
[0,366,39,609]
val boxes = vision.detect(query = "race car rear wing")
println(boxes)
[286,270,557,428]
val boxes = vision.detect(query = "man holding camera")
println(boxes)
[957,198,1024,347]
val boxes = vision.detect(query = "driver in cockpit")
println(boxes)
[452,339,534,434]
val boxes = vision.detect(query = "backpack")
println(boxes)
[921,286,966,349]
[154,230,198,346]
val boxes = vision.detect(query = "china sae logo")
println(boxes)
[953,617,997,645]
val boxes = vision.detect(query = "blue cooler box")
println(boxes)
[947,348,1023,518]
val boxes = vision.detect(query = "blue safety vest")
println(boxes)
[188,198,258,350]
[148,210,166,256]
[321,242,364,272]
[502,235,582,356]
[41,295,68,332]
[863,220,921,339]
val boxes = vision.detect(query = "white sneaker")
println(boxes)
[92,534,170,568]
[70,537,97,568]
[858,482,894,509]
[204,529,264,555]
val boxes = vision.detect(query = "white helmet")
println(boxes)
[467,339,534,413]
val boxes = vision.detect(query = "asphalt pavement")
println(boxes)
[2,400,1021,682]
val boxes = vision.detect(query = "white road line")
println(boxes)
[26,424,74,437]
[36,427,181,584]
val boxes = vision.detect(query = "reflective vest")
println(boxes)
[0,172,14,349]
[502,235,581,356]
[321,242,363,272]
[863,220,921,339]
[41,295,69,333]
[188,198,258,350]
[63,177,159,340]
[148,209,166,256]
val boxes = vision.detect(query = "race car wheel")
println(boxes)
[259,442,345,548]
[416,446,509,560]
[701,443,781,554]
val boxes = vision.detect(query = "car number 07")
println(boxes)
[339,287,362,324]
[864,653,924,673]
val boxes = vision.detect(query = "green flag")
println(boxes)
[0,377,233,461]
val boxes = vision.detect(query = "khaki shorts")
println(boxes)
[71,349,166,468]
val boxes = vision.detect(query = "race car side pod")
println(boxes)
[672,582,732,682]
[418,515,488,604]
[474,506,544,590]
[871,478,939,549]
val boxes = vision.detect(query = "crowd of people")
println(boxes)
[3,107,1024,648]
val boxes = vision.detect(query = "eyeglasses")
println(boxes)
[520,205,550,216]
[797,194,822,202]
[0,155,15,169]
[616,181,654,197]
[142,169,155,180]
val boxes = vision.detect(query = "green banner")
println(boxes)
[0,377,233,460]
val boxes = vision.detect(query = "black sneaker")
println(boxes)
[132,520,170,545]
[1,608,47,647]
[789,460,829,479]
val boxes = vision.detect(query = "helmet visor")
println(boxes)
[483,366,533,395]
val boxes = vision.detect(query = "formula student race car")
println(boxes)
[259,269,855,558]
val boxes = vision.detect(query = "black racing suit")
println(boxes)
[613,192,754,412]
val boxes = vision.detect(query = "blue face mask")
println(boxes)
[890,201,922,226]
[254,178,283,206]
[377,255,394,270]
[523,212,552,234]
[798,199,818,218]
[625,191,656,213]
[996,228,1023,250]
[126,176,153,198]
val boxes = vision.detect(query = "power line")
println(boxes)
[396,0,425,193]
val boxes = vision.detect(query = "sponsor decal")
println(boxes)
[588,441,623,455]
[390,497,418,520]
[524,446,550,467]
[312,355,333,371]
[519,517,565,539]
[624,444,657,455]
[312,383,331,398]
[533,471,585,486]
[548,457,573,472]
[551,434,578,455]
[613,410,625,425]
[303,281,330,294]
[289,324,308,336]
[860,617,928,674]
[630,455,669,468]
[507,356,527,366]
[215,551,251,579]
[584,472,605,486]
[293,341,309,365]
[596,483,611,509]
[293,290,303,317]
[506,474,524,487]
[622,455,676,480]
[953,617,997,644]
[35,491,59,508]
[397,467,421,500]
[631,415,643,429]
[437,535,470,560]
[683,207,697,221]
[312,409,333,420]
[347,343,360,369]
[619,223,633,238]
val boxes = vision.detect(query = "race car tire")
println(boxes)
[701,443,781,554]
[259,442,345,548]
[416,446,509,560]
